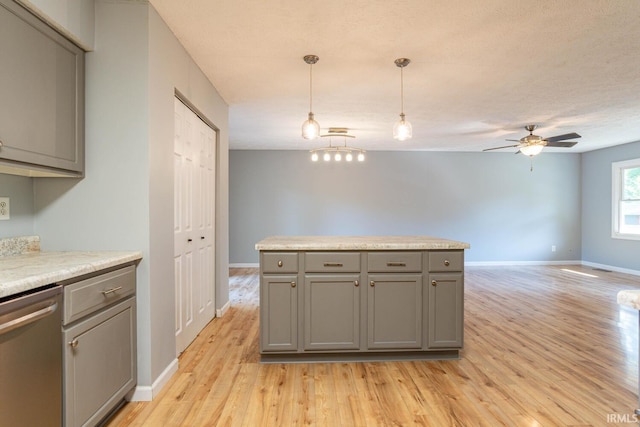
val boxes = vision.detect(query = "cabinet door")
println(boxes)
[260,275,298,352]
[427,273,463,348]
[0,0,84,176]
[368,274,422,349]
[63,298,136,427]
[304,274,360,351]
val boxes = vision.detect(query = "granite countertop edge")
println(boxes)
[617,290,640,310]
[255,236,471,251]
[0,251,143,299]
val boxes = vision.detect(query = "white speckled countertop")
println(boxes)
[617,290,640,310]
[255,235,471,251]
[0,236,142,299]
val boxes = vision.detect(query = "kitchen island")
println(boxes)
[617,290,640,417]
[255,236,470,362]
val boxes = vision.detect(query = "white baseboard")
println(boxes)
[230,263,259,268]
[465,260,581,267]
[581,261,640,277]
[128,358,179,402]
[216,300,231,317]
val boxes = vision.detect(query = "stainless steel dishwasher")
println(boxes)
[0,284,63,427]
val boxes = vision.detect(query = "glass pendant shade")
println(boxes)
[520,144,544,156]
[302,112,320,140]
[393,113,412,141]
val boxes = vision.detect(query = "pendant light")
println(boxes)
[393,58,412,141]
[301,55,320,140]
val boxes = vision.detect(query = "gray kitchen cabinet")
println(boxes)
[257,241,467,362]
[367,273,422,349]
[260,274,298,352]
[427,272,464,348]
[304,274,361,351]
[62,265,137,427]
[0,0,84,177]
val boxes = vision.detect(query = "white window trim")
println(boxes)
[612,158,640,240]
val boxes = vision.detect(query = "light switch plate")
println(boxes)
[0,197,10,220]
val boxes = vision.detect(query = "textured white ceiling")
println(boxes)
[149,0,640,153]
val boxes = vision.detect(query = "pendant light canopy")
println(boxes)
[393,58,412,141]
[301,55,320,140]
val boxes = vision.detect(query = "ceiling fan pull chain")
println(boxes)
[530,157,534,172]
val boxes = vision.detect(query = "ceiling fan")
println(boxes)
[483,124,581,157]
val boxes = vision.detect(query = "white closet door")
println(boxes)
[174,97,216,355]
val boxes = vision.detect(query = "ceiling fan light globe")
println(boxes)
[302,113,320,140]
[393,116,412,141]
[520,144,544,156]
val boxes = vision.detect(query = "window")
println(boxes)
[612,158,640,240]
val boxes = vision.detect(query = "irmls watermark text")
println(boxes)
[606,412,639,423]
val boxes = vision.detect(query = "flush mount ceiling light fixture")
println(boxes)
[310,128,366,163]
[393,58,412,141]
[301,55,320,140]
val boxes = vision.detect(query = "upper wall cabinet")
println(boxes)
[0,0,84,177]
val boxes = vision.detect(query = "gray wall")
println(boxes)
[0,175,34,237]
[230,150,583,264]
[32,1,229,395]
[582,141,640,271]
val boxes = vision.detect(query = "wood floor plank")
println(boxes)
[107,265,640,426]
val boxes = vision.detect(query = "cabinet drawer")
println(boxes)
[64,265,136,324]
[428,251,464,272]
[262,252,299,273]
[368,252,422,273]
[305,252,361,273]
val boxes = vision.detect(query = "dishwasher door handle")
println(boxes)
[0,301,58,335]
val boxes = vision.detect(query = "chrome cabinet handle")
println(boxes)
[431,280,437,286]
[277,260,283,267]
[291,281,296,288]
[354,280,359,287]
[69,339,79,349]
[0,140,3,149]
[444,260,450,266]
[370,280,375,287]
[324,262,343,267]
[101,286,123,296]
[387,262,406,267]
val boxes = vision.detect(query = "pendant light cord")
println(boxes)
[400,66,404,115]
[309,63,313,113]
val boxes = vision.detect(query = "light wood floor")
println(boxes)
[108,265,640,426]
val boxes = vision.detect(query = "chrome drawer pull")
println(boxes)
[431,280,437,286]
[387,262,406,267]
[101,286,123,296]
[291,281,296,288]
[277,260,283,267]
[323,262,343,267]
[444,260,450,266]
[69,339,79,349]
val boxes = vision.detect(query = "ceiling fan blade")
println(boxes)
[482,144,521,152]
[544,132,581,143]
[505,139,521,142]
[545,141,578,148]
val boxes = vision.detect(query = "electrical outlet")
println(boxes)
[551,245,556,252]
[0,197,10,220]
